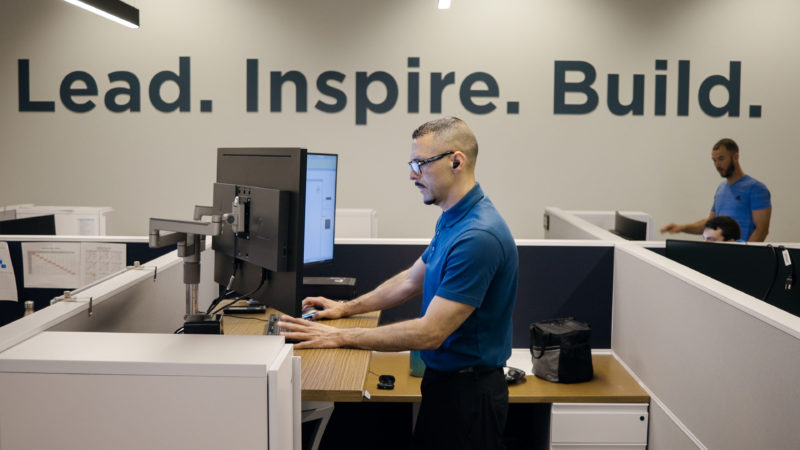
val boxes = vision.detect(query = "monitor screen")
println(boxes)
[304,153,338,265]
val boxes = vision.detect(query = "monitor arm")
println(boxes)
[149,205,231,318]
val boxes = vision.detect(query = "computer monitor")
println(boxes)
[304,153,338,266]
[610,211,647,240]
[665,239,800,319]
[664,239,776,300]
[0,215,56,235]
[211,148,338,317]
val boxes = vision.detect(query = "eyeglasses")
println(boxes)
[408,151,454,175]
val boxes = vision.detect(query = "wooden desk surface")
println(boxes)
[221,303,379,402]
[364,352,649,404]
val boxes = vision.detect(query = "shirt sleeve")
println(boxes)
[421,245,431,264]
[750,182,771,210]
[434,229,505,308]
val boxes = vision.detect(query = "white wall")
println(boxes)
[2,0,799,241]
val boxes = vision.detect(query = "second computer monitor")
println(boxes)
[304,153,338,266]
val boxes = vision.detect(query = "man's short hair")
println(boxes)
[412,116,479,165]
[705,216,742,241]
[713,138,739,154]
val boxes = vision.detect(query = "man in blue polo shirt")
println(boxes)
[661,138,771,242]
[279,117,518,450]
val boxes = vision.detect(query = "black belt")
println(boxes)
[427,365,502,376]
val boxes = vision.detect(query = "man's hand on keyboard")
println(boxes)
[278,315,349,349]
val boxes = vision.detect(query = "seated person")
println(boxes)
[702,216,741,242]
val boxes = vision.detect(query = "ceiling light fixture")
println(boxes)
[438,0,451,10]
[64,0,140,28]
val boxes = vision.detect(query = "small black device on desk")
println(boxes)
[504,366,526,385]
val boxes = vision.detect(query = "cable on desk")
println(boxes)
[218,268,269,314]
[206,289,237,316]
[205,261,242,315]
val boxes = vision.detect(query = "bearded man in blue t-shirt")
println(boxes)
[661,138,771,242]
[280,117,518,450]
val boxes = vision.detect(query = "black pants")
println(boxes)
[413,366,508,450]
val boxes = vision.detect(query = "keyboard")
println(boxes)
[265,314,299,343]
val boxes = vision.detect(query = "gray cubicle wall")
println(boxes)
[47,247,217,335]
[612,244,800,449]
[543,207,625,241]
[0,236,174,326]
[0,245,217,355]
[305,239,615,349]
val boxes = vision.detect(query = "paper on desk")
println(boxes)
[0,242,18,301]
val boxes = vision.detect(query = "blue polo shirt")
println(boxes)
[419,183,518,371]
[711,175,771,241]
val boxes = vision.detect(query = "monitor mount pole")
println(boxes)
[149,204,242,333]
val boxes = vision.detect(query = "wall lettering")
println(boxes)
[16,57,762,122]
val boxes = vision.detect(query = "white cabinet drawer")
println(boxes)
[550,403,648,446]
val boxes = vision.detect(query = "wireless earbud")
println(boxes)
[452,161,460,169]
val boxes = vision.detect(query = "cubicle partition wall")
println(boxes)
[0,243,300,450]
[612,244,800,449]
[48,246,217,335]
[544,207,627,241]
[0,241,217,353]
[544,207,660,244]
[540,208,800,448]
[0,235,174,326]
[305,238,616,349]
[572,210,655,241]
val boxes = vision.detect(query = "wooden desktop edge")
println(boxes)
[221,301,647,405]
[363,352,650,404]
[221,301,379,402]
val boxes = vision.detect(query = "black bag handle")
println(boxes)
[531,326,545,359]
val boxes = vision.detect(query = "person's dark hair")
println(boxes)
[412,116,478,165]
[713,138,739,154]
[705,216,741,241]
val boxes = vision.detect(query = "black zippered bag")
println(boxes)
[529,317,593,383]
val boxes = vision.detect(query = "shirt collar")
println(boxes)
[441,183,484,228]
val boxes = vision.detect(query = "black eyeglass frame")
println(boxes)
[408,151,454,175]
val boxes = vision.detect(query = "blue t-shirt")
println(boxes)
[419,183,518,371]
[711,175,771,241]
